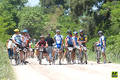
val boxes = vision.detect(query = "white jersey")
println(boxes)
[54,34,63,45]
[12,34,22,45]
[7,40,14,49]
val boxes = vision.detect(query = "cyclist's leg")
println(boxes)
[36,49,39,59]
[79,46,82,58]
[64,46,68,56]
[72,48,76,63]
[7,48,11,59]
[83,46,87,64]
[11,48,14,58]
[59,49,63,59]
[19,50,23,62]
[47,46,52,60]
[52,49,56,58]
[101,47,106,63]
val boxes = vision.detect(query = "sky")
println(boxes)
[26,0,100,11]
[26,0,40,7]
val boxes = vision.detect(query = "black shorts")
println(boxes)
[68,44,74,47]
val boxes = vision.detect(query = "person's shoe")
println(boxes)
[84,61,87,64]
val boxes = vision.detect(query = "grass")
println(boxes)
[0,42,15,80]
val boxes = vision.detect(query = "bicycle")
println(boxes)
[52,46,63,65]
[14,46,21,65]
[66,47,73,64]
[94,43,101,64]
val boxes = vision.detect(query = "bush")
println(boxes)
[0,42,15,80]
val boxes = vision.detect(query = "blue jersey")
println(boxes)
[99,35,106,48]
[12,34,22,45]
[54,34,63,48]
[66,35,73,46]
[73,36,79,46]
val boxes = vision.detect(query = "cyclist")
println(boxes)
[24,29,31,47]
[97,31,106,63]
[52,30,63,64]
[21,30,29,62]
[73,31,79,47]
[65,30,75,63]
[45,34,54,61]
[35,35,50,62]
[6,38,14,59]
[72,31,79,63]
[22,29,31,58]
[12,29,24,63]
[77,29,88,64]
[29,39,36,58]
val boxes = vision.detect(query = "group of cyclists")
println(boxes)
[6,28,106,65]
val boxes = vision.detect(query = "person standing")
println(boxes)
[97,31,106,63]
[45,34,54,61]
[6,38,14,59]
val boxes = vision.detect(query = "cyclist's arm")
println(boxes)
[72,37,76,47]
[35,42,39,48]
[45,42,48,48]
[102,40,105,47]
[81,37,87,43]
[12,39,18,45]
[65,38,68,47]
[77,38,82,46]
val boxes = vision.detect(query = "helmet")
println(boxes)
[98,31,103,34]
[67,30,72,34]
[14,29,19,32]
[56,29,60,32]
[40,35,45,38]
[79,29,83,33]
[22,29,28,33]
[73,31,78,34]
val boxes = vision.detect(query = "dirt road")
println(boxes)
[13,58,120,80]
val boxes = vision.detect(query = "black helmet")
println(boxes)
[79,29,83,33]
[98,31,103,34]
[67,30,72,34]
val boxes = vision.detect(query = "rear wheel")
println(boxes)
[66,51,71,64]
[97,50,101,64]
[80,52,84,64]
[15,52,20,65]
[58,53,62,65]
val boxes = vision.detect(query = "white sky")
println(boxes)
[26,0,40,7]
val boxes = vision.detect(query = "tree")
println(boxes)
[17,7,49,39]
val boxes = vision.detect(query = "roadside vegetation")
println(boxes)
[0,42,15,80]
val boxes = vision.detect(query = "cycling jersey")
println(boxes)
[72,36,79,46]
[78,35,87,46]
[99,35,106,48]
[66,35,73,47]
[31,42,35,49]
[12,34,22,45]
[37,40,46,47]
[54,34,63,48]
[22,35,27,47]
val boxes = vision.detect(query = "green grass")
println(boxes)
[0,42,15,80]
